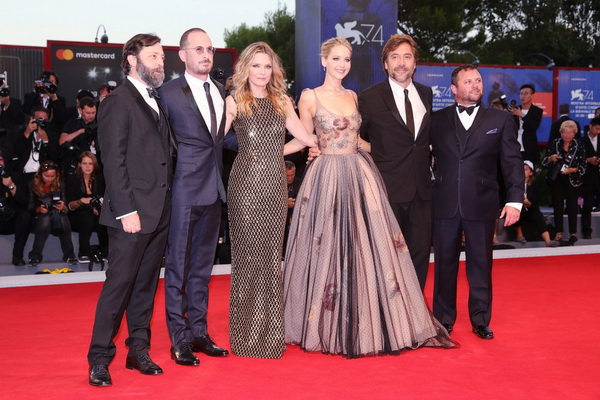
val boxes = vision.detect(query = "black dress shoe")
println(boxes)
[171,342,200,366]
[583,233,592,239]
[89,364,112,386]
[442,324,453,335]
[12,257,26,266]
[28,258,41,267]
[192,335,229,357]
[125,354,163,375]
[472,325,494,339]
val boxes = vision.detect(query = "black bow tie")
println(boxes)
[457,103,479,115]
[147,88,160,99]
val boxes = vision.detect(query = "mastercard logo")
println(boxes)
[56,49,75,61]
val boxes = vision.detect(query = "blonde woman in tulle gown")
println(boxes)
[282,37,455,358]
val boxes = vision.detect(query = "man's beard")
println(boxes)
[136,58,165,88]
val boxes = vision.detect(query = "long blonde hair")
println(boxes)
[232,41,288,116]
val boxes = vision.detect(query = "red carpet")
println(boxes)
[1,255,599,399]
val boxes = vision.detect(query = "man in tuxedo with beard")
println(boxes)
[430,64,523,340]
[87,33,174,387]
[358,34,433,291]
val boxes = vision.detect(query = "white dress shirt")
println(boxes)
[389,79,426,139]
[184,72,224,135]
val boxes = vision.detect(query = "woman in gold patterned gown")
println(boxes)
[283,38,455,358]
[223,42,316,358]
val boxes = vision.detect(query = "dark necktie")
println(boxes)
[404,88,415,135]
[457,103,479,115]
[204,82,217,138]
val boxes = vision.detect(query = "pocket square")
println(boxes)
[485,128,498,134]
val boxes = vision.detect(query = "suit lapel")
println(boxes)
[415,83,431,137]
[211,77,227,141]
[179,76,212,140]
[123,79,160,126]
[379,82,404,128]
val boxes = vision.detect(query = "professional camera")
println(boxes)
[0,73,8,97]
[34,80,58,95]
[34,117,49,130]
[88,194,103,213]
[212,68,226,85]
[0,164,10,178]
[107,81,116,93]
[498,95,520,112]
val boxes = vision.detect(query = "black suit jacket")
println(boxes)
[581,134,600,185]
[358,80,433,203]
[518,104,542,154]
[431,105,524,220]
[98,79,173,234]
[158,75,226,205]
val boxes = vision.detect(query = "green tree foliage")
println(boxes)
[398,0,600,67]
[224,4,295,91]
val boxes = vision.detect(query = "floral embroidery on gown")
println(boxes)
[283,91,455,358]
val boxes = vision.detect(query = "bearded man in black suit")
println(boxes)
[430,64,523,340]
[87,33,174,387]
[358,34,433,291]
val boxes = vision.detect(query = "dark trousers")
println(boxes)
[433,213,495,327]
[29,212,75,261]
[550,175,579,235]
[581,175,600,236]
[87,201,171,366]
[0,208,32,258]
[388,194,432,291]
[164,200,221,346]
[69,210,109,257]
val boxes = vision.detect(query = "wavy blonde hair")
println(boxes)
[232,42,288,116]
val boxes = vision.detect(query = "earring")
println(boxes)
[323,66,325,72]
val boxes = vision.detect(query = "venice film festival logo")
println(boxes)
[334,21,384,45]
[571,89,594,101]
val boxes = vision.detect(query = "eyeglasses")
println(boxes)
[182,46,216,55]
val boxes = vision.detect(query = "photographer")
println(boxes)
[542,120,586,244]
[11,107,59,183]
[59,97,99,176]
[512,83,543,163]
[27,161,76,266]
[0,150,32,265]
[66,152,107,262]
[22,71,68,133]
[0,73,26,157]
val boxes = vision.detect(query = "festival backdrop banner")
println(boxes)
[415,65,553,142]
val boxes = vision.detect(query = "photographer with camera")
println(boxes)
[59,97,99,176]
[11,107,60,183]
[512,83,543,163]
[27,161,76,266]
[66,151,107,262]
[0,73,26,157]
[0,150,32,265]
[22,71,68,133]
[542,120,586,245]
[97,81,116,105]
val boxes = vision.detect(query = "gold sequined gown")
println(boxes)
[228,97,287,358]
[283,92,455,358]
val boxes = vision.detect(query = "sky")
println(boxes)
[2,0,295,49]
